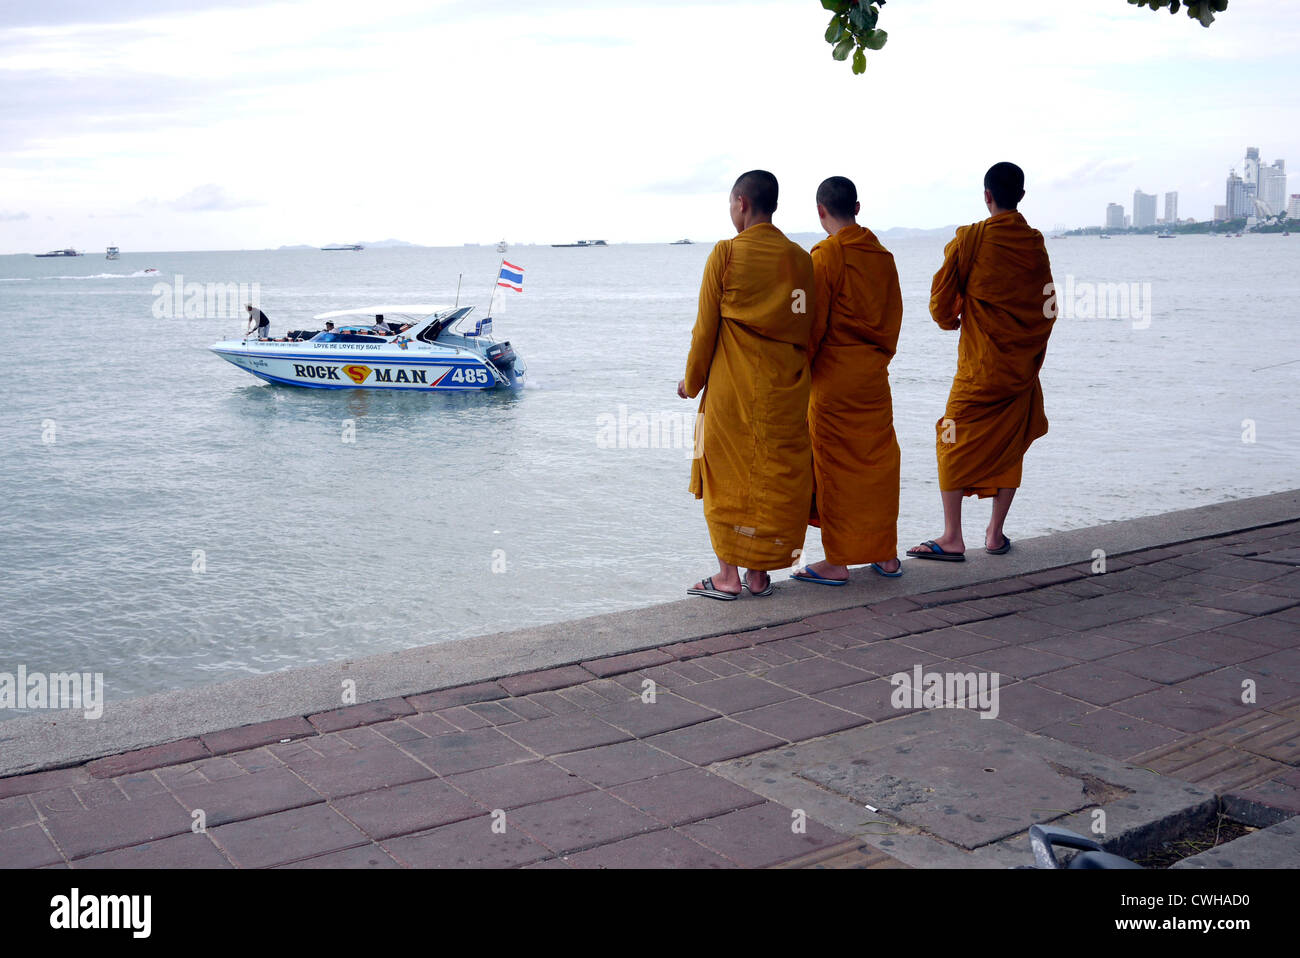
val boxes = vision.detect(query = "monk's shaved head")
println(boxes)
[816,176,857,219]
[984,162,1025,211]
[732,170,779,216]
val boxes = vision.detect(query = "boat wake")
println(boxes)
[6,270,160,281]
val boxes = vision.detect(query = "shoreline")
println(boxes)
[2,488,1297,778]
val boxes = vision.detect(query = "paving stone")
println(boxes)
[336,726,390,750]
[507,790,661,855]
[868,597,922,615]
[171,766,323,827]
[0,824,63,868]
[71,832,231,869]
[1021,594,1173,630]
[405,681,508,712]
[762,637,823,661]
[663,633,752,660]
[879,611,954,635]
[400,727,534,776]
[0,795,37,830]
[525,690,587,715]
[1221,783,1300,827]
[803,608,881,629]
[332,778,483,840]
[276,843,402,868]
[554,685,612,711]
[28,786,86,817]
[1195,592,1298,616]
[465,700,527,726]
[44,792,191,861]
[608,768,766,826]
[227,747,282,773]
[731,698,866,742]
[1032,663,1160,707]
[645,718,785,766]
[812,679,922,722]
[1027,631,1136,661]
[582,649,675,677]
[400,713,459,738]
[564,828,735,868]
[995,682,1093,732]
[307,696,416,733]
[502,713,631,756]
[271,739,326,762]
[383,814,551,868]
[372,719,436,744]
[1034,708,1183,762]
[447,760,593,810]
[826,642,947,678]
[678,675,798,714]
[682,801,846,867]
[742,647,798,668]
[1140,605,1250,635]
[0,766,92,800]
[499,697,553,721]
[713,650,770,672]
[1112,686,1244,734]
[1021,567,1088,587]
[499,665,597,696]
[1163,631,1278,666]
[755,657,873,694]
[552,740,690,788]
[591,692,717,738]
[1098,646,1220,685]
[1180,665,1300,709]
[85,738,210,778]
[287,744,435,799]
[1201,710,1300,765]
[925,602,1000,625]
[953,645,1077,680]
[211,803,368,868]
[436,705,496,731]
[75,782,127,808]
[692,657,746,678]
[201,717,316,756]
[746,622,819,643]
[958,615,1068,644]
[898,626,1007,657]
[190,757,245,782]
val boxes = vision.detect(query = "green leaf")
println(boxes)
[820,0,850,12]
[863,29,888,50]
[832,35,855,60]
[825,17,843,43]
[848,4,878,33]
[852,47,867,74]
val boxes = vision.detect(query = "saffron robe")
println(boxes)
[685,222,815,570]
[929,210,1055,497]
[807,225,903,565]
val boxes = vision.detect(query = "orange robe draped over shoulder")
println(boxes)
[807,225,902,565]
[685,222,814,570]
[929,210,1056,498]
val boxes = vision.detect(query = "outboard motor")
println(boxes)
[485,341,516,373]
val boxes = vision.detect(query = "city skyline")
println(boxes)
[1103,144,1290,227]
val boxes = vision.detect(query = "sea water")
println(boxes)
[1,233,1296,713]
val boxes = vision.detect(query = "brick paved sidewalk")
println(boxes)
[2,521,1297,868]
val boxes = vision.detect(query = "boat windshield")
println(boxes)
[418,306,475,344]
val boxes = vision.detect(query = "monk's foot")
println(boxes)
[873,558,901,574]
[743,569,773,596]
[985,530,1012,554]
[806,560,848,581]
[692,573,740,595]
[907,536,964,556]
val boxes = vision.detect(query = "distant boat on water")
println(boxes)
[321,243,364,251]
[551,239,607,248]
[35,248,83,257]
[497,239,508,253]
[1098,234,1111,240]
[106,246,120,260]
[670,238,693,245]
[1156,229,1174,238]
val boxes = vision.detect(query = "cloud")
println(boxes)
[642,155,735,195]
[1044,157,1140,189]
[0,210,30,221]
[145,184,262,212]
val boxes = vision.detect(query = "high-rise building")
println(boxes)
[1243,147,1261,204]
[1124,214,1131,229]
[1214,204,1228,222]
[1289,194,1300,219]
[1226,170,1249,218]
[1105,203,1125,229]
[1259,160,1287,217]
[1164,192,1178,223]
[1133,190,1157,228]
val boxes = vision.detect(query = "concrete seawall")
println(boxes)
[2,488,1297,778]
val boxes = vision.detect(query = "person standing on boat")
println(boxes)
[678,170,815,600]
[792,176,904,586]
[907,162,1056,564]
[245,304,270,340]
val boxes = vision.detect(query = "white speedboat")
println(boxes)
[210,304,525,391]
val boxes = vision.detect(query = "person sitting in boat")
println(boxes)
[245,304,271,340]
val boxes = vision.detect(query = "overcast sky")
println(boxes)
[2,0,1297,252]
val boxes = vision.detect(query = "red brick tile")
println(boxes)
[85,738,210,778]
[644,718,783,766]
[551,740,690,787]
[498,665,595,696]
[288,744,435,799]
[201,717,316,756]
[307,696,416,733]
[383,814,550,868]
[171,766,323,826]
[682,801,847,867]
[404,681,508,712]
[565,828,735,868]
[71,833,231,869]
[211,804,368,868]
[609,768,765,826]
[0,766,92,800]
[332,779,483,840]
[582,649,675,677]
[43,792,191,861]
[447,760,594,810]
[0,823,63,868]
[276,843,401,868]
[508,790,661,855]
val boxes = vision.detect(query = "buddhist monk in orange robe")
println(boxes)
[677,170,815,600]
[908,162,1056,562]
[792,176,903,586]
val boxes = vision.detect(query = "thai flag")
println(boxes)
[497,261,524,292]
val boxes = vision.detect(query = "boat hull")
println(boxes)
[210,341,522,391]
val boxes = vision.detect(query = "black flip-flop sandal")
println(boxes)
[908,540,966,562]
[743,571,774,597]
[986,536,1012,555]
[687,575,741,601]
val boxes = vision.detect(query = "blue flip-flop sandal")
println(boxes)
[791,567,849,586]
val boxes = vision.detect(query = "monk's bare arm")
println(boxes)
[929,234,963,330]
[683,242,726,398]
[808,246,833,363]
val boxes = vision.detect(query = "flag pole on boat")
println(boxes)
[454,273,462,308]
[488,259,504,318]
